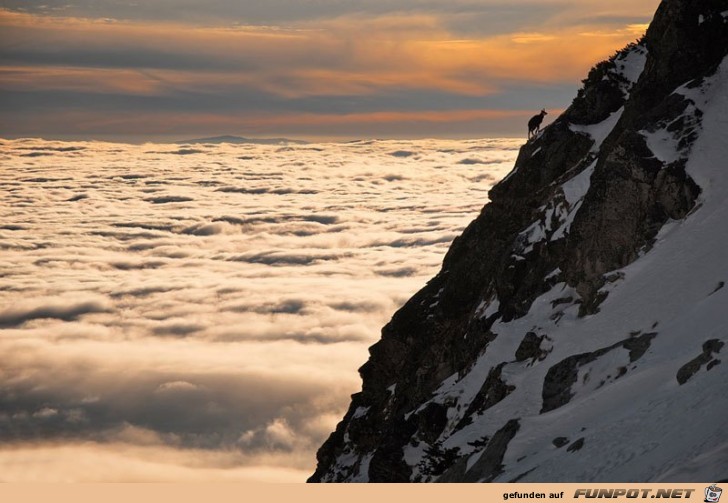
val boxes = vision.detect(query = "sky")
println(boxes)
[0,0,660,141]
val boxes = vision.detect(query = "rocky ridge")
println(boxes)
[310,0,728,483]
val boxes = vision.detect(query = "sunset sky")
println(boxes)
[0,0,660,141]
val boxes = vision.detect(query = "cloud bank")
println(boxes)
[0,136,519,481]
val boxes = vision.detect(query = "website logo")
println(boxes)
[705,485,722,503]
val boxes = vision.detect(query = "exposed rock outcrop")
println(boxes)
[541,332,656,413]
[676,339,724,384]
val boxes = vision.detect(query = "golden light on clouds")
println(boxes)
[0,1,660,137]
[406,26,644,84]
[0,9,650,93]
[627,23,651,34]
[511,33,558,44]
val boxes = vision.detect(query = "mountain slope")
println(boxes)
[309,0,728,483]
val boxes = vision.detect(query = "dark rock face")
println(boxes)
[438,419,520,482]
[515,332,550,362]
[676,339,725,385]
[567,438,585,453]
[309,0,728,483]
[541,333,657,413]
[627,0,728,121]
[457,363,515,428]
[565,132,699,309]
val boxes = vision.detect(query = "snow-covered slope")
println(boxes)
[432,58,728,482]
[310,0,728,483]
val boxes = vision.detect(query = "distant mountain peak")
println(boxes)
[176,135,307,145]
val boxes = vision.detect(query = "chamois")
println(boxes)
[528,109,548,140]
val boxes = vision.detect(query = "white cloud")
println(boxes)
[0,136,520,481]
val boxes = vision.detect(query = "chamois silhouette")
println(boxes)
[528,109,548,140]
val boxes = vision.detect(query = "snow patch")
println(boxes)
[483,299,500,319]
[352,406,370,420]
[545,268,561,281]
[570,108,624,153]
[641,91,702,165]
[614,45,648,89]
[516,158,596,250]
[560,160,597,206]
[643,127,683,164]
[403,441,429,478]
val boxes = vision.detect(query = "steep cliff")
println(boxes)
[310,0,728,482]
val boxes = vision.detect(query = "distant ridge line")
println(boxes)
[176,135,308,145]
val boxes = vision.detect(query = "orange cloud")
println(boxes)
[0,5,656,137]
[0,8,650,97]
[511,33,559,44]
[405,25,648,84]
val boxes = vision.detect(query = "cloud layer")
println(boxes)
[0,136,519,481]
[0,1,658,139]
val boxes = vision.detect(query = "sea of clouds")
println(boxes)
[0,137,520,481]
